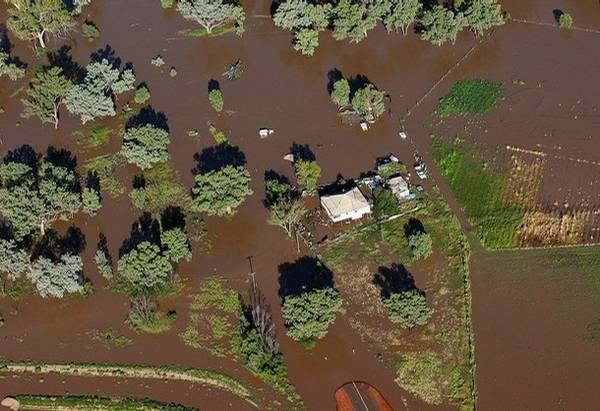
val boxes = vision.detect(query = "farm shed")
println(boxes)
[320,187,371,223]
[388,176,412,201]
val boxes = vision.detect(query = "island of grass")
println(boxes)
[436,79,504,117]
[8,395,195,411]
[318,185,476,409]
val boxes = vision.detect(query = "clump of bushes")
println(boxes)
[134,86,151,104]
[208,88,224,112]
[160,0,174,8]
[408,231,433,260]
[330,74,386,124]
[559,13,573,28]
[151,55,165,67]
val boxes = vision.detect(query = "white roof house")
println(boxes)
[320,187,371,223]
[388,176,411,201]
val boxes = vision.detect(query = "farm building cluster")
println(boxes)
[319,154,427,223]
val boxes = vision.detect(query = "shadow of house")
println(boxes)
[126,107,169,132]
[119,213,162,257]
[278,256,335,301]
[373,264,416,299]
[192,144,246,174]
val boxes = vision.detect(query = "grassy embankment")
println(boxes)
[180,276,304,410]
[320,188,476,410]
[0,362,257,408]
[11,395,195,411]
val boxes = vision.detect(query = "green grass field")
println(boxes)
[432,137,524,249]
[13,395,195,411]
[436,79,504,117]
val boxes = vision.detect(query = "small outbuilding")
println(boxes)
[320,187,371,223]
[388,175,412,201]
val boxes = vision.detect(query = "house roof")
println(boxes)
[320,187,370,217]
[388,176,408,192]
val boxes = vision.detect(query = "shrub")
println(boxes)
[436,79,504,117]
[559,13,573,28]
[88,126,110,147]
[151,55,165,67]
[129,307,177,334]
[373,187,400,220]
[408,231,433,260]
[208,89,224,112]
[94,249,113,279]
[383,290,433,329]
[81,21,100,41]
[160,0,174,8]
[82,187,101,216]
[134,86,151,104]
[169,67,178,77]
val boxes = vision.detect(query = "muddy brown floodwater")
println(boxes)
[1,0,600,410]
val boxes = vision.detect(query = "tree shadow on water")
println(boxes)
[126,107,169,132]
[160,206,186,231]
[192,145,246,174]
[32,226,86,261]
[48,45,84,82]
[289,142,315,162]
[277,256,334,301]
[119,213,161,257]
[373,263,416,299]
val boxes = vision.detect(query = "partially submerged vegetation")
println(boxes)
[436,79,504,117]
[319,187,475,409]
[0,361,257,408]
[8,395,195,411]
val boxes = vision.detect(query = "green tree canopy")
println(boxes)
[408,231,433,260]
[160,227,192,264]
[463,0,504,38]
[351,83,386,123]
[382,0,422,35]
[117,241,172,291]
[6,0,74,48]
[27,253,84,298]
[294,160,321,195]
[65,59,136,124]
[331,78,350,107]
[273,0,332,55]
[383,289,433,328]
[331,0,386,44]
[120,124,171,170]
[0,51,26,80]
[22,66,73,129]
[420,5,467,46]
[0,151,82,240]
[282,287,343,342]
[268,197,308,238]
[191,165,252,216]
[0,238,28,281]
[208,88,224,112]
[177,0,246,35]
[559,13,573,29]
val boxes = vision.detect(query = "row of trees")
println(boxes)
[273,0,505,55]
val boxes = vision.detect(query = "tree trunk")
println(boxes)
[53,104,59,129]
[40,220,45,237]
[37,31,46,48]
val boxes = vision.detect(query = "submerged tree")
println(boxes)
[6,0,74,48]
[120,124,171,170]
[282,286,343,342]
[21,66,73,129]
[420,5,468,46]
[65,59,136,124]
[382,0,422,35]
[463,0,504,38]
[0,238,28,287]
[27,253,84,298]
[294,160,321,195]
[191,165,252,217]
[177,0,246,36]
[117,241,172,291]
[0,51,26,80]
[331,0,386,44]
[0,149,82,240]
[351,83,386,123]
[268,197,307,239]
[273,0,332,55]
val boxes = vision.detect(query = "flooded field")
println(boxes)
[0,0,599,409]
